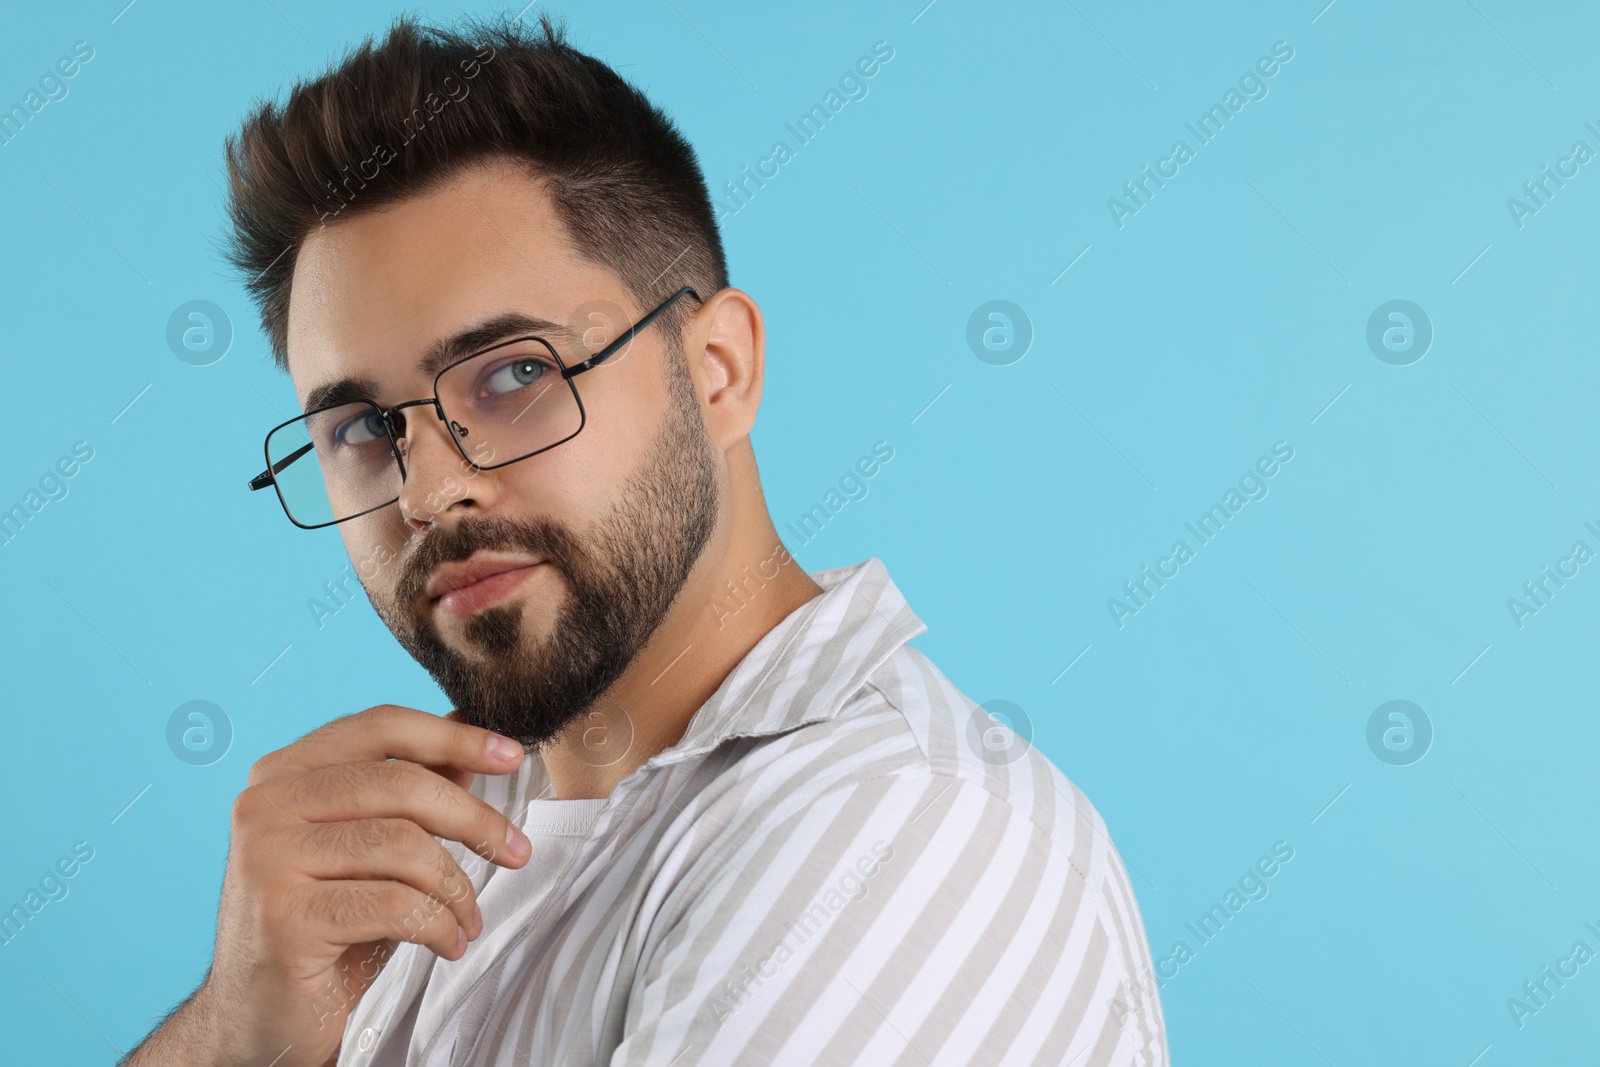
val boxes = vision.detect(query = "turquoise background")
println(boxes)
[1,0,1595,1061]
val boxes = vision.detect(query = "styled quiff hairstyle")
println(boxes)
[221,13,727,370]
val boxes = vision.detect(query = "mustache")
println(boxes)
[394,515,578,608]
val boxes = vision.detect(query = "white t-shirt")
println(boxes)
[365,780,609,1066]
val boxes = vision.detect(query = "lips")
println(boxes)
[425,554,544,618]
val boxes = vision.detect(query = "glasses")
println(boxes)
[247,286,702,529]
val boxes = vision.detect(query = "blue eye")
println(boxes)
[483,357,548,396]
[334,409,387,447]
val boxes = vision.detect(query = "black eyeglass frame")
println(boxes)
[247,285,703,530]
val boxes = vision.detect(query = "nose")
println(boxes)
[394,404,499,531]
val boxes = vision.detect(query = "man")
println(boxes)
[125,14,1166,1067]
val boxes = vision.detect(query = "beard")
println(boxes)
[368,358,721,752]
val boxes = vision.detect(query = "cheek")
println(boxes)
[502,376,663,517]
[343,522,404,590]
[495,443,613,526]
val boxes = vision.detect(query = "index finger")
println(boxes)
[423,710,492,792]
[250,704,525,787]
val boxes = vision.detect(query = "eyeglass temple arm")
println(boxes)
[247,440,314,491]
[564,286,702,377]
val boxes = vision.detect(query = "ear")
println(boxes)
[685,288,763,452]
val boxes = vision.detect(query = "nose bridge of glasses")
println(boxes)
[384,396,443,440]
[383,396,458,468]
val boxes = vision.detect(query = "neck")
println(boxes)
[538,450,823,800]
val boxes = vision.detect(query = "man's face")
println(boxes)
[284,158,723,750]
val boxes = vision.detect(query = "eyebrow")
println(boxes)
[301,311,581,414]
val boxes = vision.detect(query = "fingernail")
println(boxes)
[454,929,467,957]
[472,903,483,937]
[486,734,523,761]
[506,822,531,858]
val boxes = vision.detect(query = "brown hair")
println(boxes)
[221,12,727,370]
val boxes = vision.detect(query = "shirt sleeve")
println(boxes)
[607,769,1168,1067]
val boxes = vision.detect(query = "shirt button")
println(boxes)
[357,1027,378,1052]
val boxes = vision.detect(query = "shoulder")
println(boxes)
[673,641,1147,952]
[631,643,1169,1064]
[708,641,1117,870]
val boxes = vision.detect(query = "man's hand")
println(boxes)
[123,705,531,1067]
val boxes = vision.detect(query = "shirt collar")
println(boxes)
[637,555,927,772]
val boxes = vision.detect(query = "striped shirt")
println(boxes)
[337,556,1168,1066]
